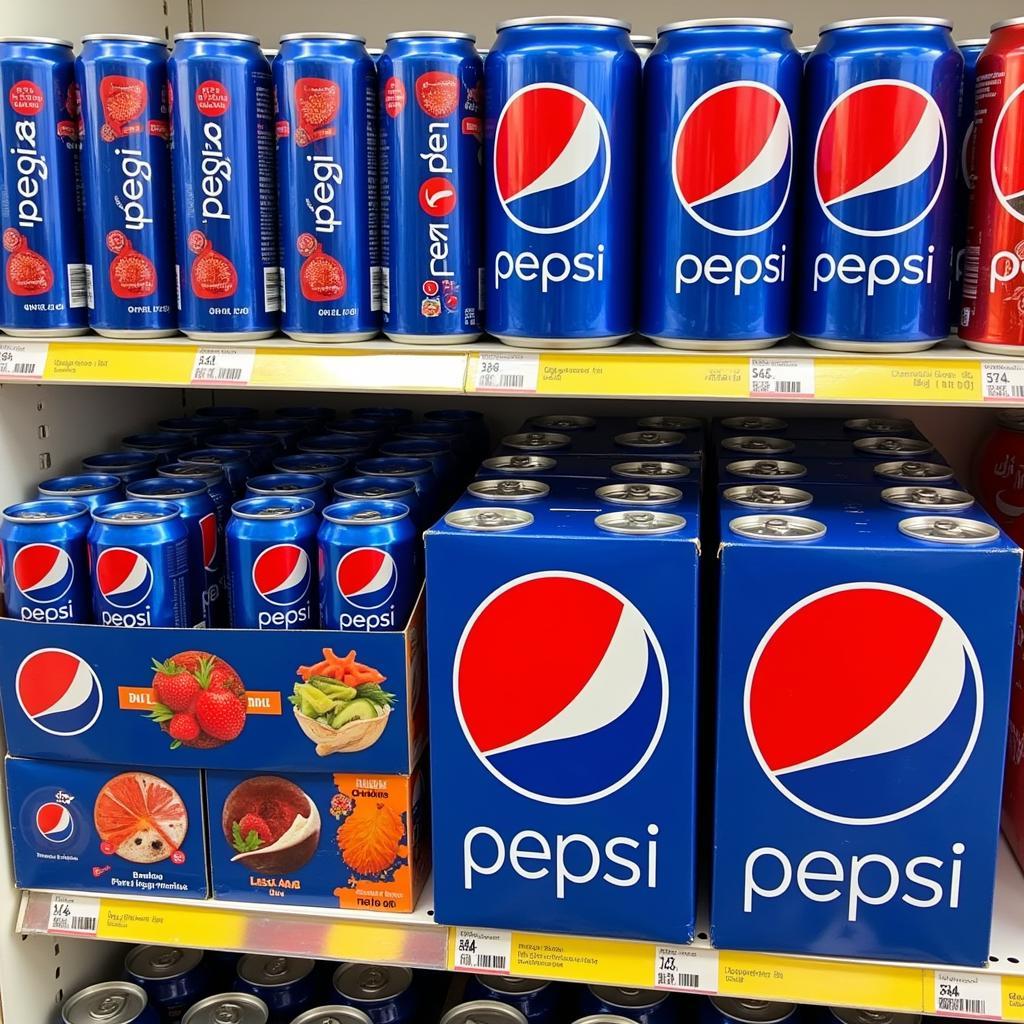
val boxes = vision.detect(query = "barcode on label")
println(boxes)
[279,267,286,314]
[370,267,383,312]
[263,266,281,312]
[657,971,699,988]
[195,365,243,381]
[11,364,36,375]
[67,264,87,308]
[962,245,980,302]
[491,373,524,389]
[937,999,986,1015]
[84,264,95,309]
[52,914,96,932]
[381,267,391,314]
[474,955,507,970]
[773,380,802,393]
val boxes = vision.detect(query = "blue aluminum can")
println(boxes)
[241,416,309,450]
[177,447,252,494]
[246,473,328,513]
[795,18,962,350]
[126,477,222,626]
[698,999,800,1024]
[88,499,196,627]
[577,986,675,1024]
[379,32,483,343]
[1,499,90,623]
[297,432,372,458]
[38,474,122,511]
[395,420,473,463]
[355,456,439,518]
[275,404,334,426]
[485,17,640,347]
[234,956,316,1023]
[81,450,159,483]
[951,38,987,328]
[332,475,423,524]
[159,461,233,529]
[207,431,283,469]
[424,407,489,459]
[324,417,388,440]
[331,964,416,1024]
[640,19,800,349]
[122,431,191,464]
[319,499,419,630]
[378,437,457,488]
[182,994,268,1024]
[76,35,176,338]
[61,982,160,1024]
[351,405,413,425]
[275,34,381,341]
[195,404,259,425]
[226,496,318,629]
[169,33,279,340]
[464,976,560,1024]
[157,415,221,445]
[272,452,351,484]
[125,945,210,1023]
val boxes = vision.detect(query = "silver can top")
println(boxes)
[280,32,367,43]
[467,479,551,501]
[881,487,974,512]
[62,984,151,1024]
[125,945,204,981]
[615,430,684,449]
[445,507,534,531]
[711,998,798,1024]
[659,18,793,34]
[527,414,595,430]
[724,459,808,481]
[288,1008,371,1024]
[82,34,168,45]
[0,35,73,46]
[594,511,686,534]
[237,955,315,988]
[481,455,557,473]
[853,436,934,457]
[722,485,813,510]
[992,18,1024,30]
[586,986,668,1009]
[899,516,1001,545]
[844,416,915,434]
[323,504,408,525]
[333,964,414,1001]
[497,16,630,31]
[721,415,788,432]
[440,1001,528,1024]
[611,461,692,480]
[721,436,796,456]
[821,17,952,33]
[182,994,269,1024]
[730,515,827,541]
[829,1008,920,1024]
[873,460,954,483]
[596,483,683,505]
[472,975,550,995]
[174,32,261,43]
[957,38,989,45]
[385,30,477,41]
[636,415,703,431]
[501,432,572,451]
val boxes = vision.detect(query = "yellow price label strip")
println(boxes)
[43,342,197,385]
[95,899,247,950]
[814,357,983,403]
[253,348,468,392]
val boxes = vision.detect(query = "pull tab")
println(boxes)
[91,996,127,1021]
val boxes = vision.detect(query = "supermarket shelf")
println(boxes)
[0,334,1022,405]
[18,840,1024,1019]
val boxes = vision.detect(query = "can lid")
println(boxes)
[39,475,121,496]
[174,31,261,43]
[820,17,953,33]
[729,515,826,541]
[0,35,73,46]
[502,432,572,450]
[440,1001,529,1024]
[473,975,550,995]
[385,30,477,41]
[711,998,798,1024]
[587,986,668,1009]
[594,510,686,534]
[725,459,807,480]
[333,964,414,1001]
[323,499,410,524]
[161,462,225,481]
[91,500,182,525]
[82,33,168,45]
[279,32,367,42]
[853,436,934,457]
[722,485,813,510]
[246,474,324,497]
[468,479,552,501]
[956,37,989,45]
[127,478,208,500]
[4,499,90,523]
[62,983,150,1024]
[289,1009,371,1024]
[829,1008,921,1024]
[881,486,974,511]
[873,460,954,482]
[230,496,316,520]
[898,516,1001,545]
[334,479,415,499]
[481,455,557,473]
[527,414,596,430]
[238,955,315,987]
[658,18,793,34]
[125,945,204,981]
[992,18,1024,30]
[445,507,534,531]
[636,415,703,431]
[497,16,630,30]
[615,430,685,449]
[596,483,683,505]
[181,993,269,1024]
[630,34,657,44]
[844,416,915,434]
[721,415,788,432]
[722,436,796,455]
[611,460,692,480]
[572,1019,634,1024]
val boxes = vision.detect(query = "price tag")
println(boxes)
[190,347,256,386]
[749,357,815,398]
[0,340,48,379]
[654,945,719,993]
[981,361,1024,402]
[472,352,539,393]
[451,926,512,975]
[933,971,1003,1019]
[47,893,100,936]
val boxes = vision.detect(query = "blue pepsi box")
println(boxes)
[712,414,925,443]
[497,429,702,462]
[5,755,208,897]
[717,434,938,463]
[718,456,959,489]
[711,499,1020,964]
[480,453,700,485]
[425,499,701,941]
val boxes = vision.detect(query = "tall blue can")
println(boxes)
[0,37,87,336]
[76,35,177,338]
[378,437,457,489]
[241,416,309,450]
[275,33,381,342]
[234,955,316,1022]
[159,460,234,530]
[61,983,160,1024]
[88,499,197,627]
[169,33,279,340]
[207,431,282,469]
[124,945,210,1023]
[122,431,191,464]
[463,976,560,1024]
[195,403,258,425]
[297,432,372,459]
[157,415,221,445]
[331,964,416,1024]
[950,38,987,328]
[379,31,483,343]
[485,17,640,347]
[795,18,962,350]
[640,19,801,349]
[246,473,329,513]
[356,455,439,518]
[0,499,91,623]
[81,450,159,484]
[177,447,252,494]
[577,985,675,1024]
[272,451,351,484]
[333,475,424,524]
[38,474,123,511]
[319,499,419,630]
[351,404,413,426]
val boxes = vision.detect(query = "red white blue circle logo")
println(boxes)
[673,82,793,237]
[95,547,153,609]
[992,82,1024,223]
[13,543,75,604]
[337,548,397,609]
[455,572,668,804]
[745,583,981,825]
[814,80,947,238]
[16,648,103,737]
[35,802,75,843]
[253,544,311,606]
[494,83,610,235]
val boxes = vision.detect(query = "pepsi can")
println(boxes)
[247,473,329,513]
[463,976,560,1024]
[0,36,87,337]
[159,461,233,530]
[275,33,381,341]
[226,496,318,629]
[486,17,640,347]
[578,987,673,1024]
[183,994,268,1024]
[333,475,423,523]
[169,33,279,340]
[324,416,386,441]
[290,1010,372,1024]
[378,437,457,488]
[1,499,90,623]
[207,431,283,469]
[395,420,473,463]
[331,964,415,1024]
[319,499,419,631]
[640,19,800,349]
[178,447,251,494]
[796,18,961,350]
[425,407,489,459]
[126,477,221,626]
[297,432,372,458]
[124,945,209,1023]
[195,404,258,425]
[62,982,159,1024]
[157,415,221,445]
[442,1006,526,1024]
[38,474,122,511]
[355,455,440,518]
[379,31,483,343]
[698,999,799,1024]
[122,431,191,464]
[76,35,176,338]
[89,500,197,627]
[272,451,351,484]
[81,450,159,483]
[241,416,309,450]
[235,956,316,1023]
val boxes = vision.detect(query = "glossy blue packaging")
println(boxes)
[485,18,640,347]
[246,473,329,514]
[275,34,381,342]
[0,37,87,336]
[379,32,482,342]
[169,33,279,340]
[640,20,801,349]
[795,18,962,350]
[76,35,177,338]
[1,499,91,623]
[37,474,122,511]
[331,963,417,1024]
[234,955,316,1023]
[272,452,351,485]
[81,450,159,483]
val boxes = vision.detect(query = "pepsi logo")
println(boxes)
[16,648,103,736]
[95,547,153,609]
[673,82,793,237]
[494,84,610,235]
[199,512,218,571]
[337,547,397,609]
[35,802,74,843]
[13,543,75,604]
[253,544,311,606]
[815,80,947,237]
[455,572,668,804]
[419,177,457,217]
[745,583,981,825]
[992,82,1024,223]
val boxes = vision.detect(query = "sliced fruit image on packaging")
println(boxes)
[223,774,320,873]
[93,771,188,863]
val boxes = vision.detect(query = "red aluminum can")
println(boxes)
[960,19,1024,353]
[974,411,1024,535]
